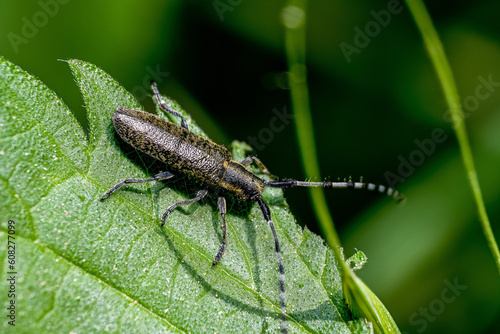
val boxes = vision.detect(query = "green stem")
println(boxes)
[282,1,347,272]
[405,0,500,274]
[282,4,402,332]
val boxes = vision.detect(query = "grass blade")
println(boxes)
[405,0,500,274]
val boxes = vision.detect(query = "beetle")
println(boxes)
[100,82,403,333]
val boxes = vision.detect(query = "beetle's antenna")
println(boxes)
[266,177,404,201]
[255,196,287,334]
[150,81,190,130]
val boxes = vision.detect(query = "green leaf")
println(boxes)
[0,57,373,333]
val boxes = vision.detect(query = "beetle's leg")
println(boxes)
[213,196,228,266]
[150,81,190,131]
[255,196,287,333]
[265,176,404,201]
[161,189,208,226]
[240,156,271,177]
[100,171,174,201]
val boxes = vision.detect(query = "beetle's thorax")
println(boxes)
[220,161,265,200]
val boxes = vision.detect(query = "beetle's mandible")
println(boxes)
[100,82,403,333]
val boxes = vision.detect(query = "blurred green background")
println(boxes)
[1,0,499,333]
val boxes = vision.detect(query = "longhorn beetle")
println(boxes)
[100,82,403,333]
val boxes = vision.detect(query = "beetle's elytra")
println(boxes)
[101,82,403,334]
[113,107,265,200]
